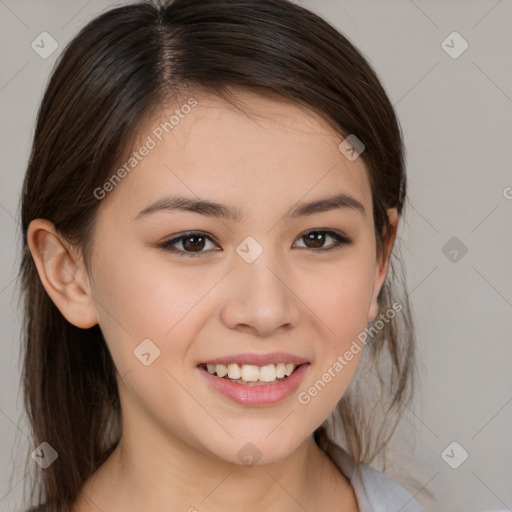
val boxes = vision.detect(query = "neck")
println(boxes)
[75,421,346,511]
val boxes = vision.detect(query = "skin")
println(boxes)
[28,88,397,512]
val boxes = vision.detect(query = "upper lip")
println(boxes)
[199,352,309,366]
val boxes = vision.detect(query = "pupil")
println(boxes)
[184,235,205,252]
[306,232,324,248]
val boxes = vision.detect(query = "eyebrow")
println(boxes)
[133,193,365,222]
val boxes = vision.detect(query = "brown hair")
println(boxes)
[16,0,417,509]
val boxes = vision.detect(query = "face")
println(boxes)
[37,89,396,467]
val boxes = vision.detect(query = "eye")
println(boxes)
[159,229,352,257]
[293,229,352,252]
[159,231,219,257]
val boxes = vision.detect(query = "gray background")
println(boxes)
[1,1,511,511]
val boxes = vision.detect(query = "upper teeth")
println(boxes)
[206,363,297,382]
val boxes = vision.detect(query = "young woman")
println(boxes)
[18,0,424,510]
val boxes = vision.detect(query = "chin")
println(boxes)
[200,429,308,467]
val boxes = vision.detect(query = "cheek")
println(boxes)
[114,360,222,463]
[89,242,205,371]
[293,259,372,421]
[300,253,375,344]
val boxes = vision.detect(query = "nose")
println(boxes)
[219,251,301,338]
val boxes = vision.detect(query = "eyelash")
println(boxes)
[159,229,353,257]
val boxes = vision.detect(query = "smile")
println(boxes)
[196,362,310,406]
[203,362,298,385]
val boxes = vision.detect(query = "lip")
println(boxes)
[197,362,310,407]
[200,352,309,366]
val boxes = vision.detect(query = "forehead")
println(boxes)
[97,89,372,223]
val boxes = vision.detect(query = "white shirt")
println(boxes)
[325,441,426,511]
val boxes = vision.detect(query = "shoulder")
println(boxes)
[354,462,426,512]
[325,441,426,512]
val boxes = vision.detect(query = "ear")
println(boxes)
[367,208,399,323]
[26,218,99,329]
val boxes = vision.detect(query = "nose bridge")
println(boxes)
[243,249,286,304]
[220,237,300,335]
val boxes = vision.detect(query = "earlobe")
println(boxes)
[367,208,399,323]
[27,219,99,329]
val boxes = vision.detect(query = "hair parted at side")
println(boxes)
[16,0,417,510]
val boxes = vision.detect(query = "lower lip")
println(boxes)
[197,363,310,407]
